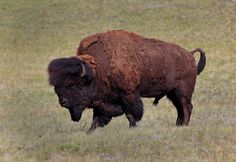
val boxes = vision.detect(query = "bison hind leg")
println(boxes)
[167,89,193,126]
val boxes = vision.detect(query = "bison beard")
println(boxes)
[48,30,206,132]
[69,107,82,122]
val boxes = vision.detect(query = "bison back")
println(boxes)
[77,30,197,97]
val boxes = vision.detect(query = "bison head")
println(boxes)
[48,57,96,122]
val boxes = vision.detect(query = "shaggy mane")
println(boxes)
[47,57,82,86]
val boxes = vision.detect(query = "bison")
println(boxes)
[48,30,206,132]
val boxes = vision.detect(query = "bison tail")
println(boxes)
[191,48,206,75]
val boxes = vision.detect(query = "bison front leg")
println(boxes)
[121,94,144,127]
[87,102,124,133]
[87,112,112,134]
[125,113,137,127]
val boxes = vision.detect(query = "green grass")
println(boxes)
[0,0,236,161]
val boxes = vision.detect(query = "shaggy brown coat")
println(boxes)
[76,30,205,126]
[48,30,206,132]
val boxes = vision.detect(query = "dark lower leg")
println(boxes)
[87,115,112,133]
[167,87,193,126]
[176,108,184,126]
[126,113,136,127]
[121,94,144,121]
[87,109,112,133]
[167,90,185,126]
[182,102,193,125]
[87,116,100,133]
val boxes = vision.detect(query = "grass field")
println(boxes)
[0,0,236,161]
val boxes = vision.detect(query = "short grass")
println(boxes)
[0,0,236,161]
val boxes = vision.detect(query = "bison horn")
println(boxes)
[80,63,86,77]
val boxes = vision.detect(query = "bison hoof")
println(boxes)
[176,117,189,126]
[86,127,95,134]
[129,120,137,127]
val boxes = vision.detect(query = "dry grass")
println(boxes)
[0,0,236,161]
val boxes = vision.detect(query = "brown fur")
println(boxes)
[77,30,206,126]
[48,30,206,132]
